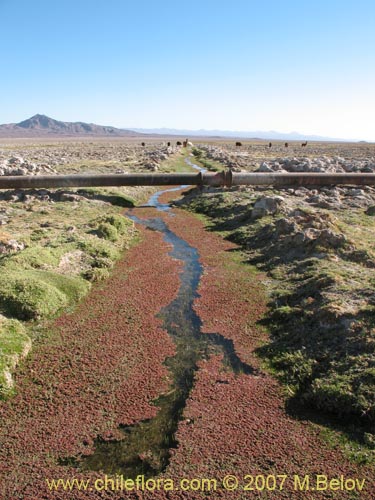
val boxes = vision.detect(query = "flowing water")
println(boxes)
[71,157,253,477]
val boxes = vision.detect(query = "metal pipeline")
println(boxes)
[0,171,375,189]
[228,172,375,186]
[0,172,203,189]
[0,172,225,189]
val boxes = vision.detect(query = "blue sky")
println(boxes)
[1,0,374,140]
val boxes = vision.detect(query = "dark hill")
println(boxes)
[0,114,141,137]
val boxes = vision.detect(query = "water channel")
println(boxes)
[71,157,253,477]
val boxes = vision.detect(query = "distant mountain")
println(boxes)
[0,115,352,141]
[130,127,347,142]
[0,114,142,137]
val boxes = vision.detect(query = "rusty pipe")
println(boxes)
[0,173,203,189]
[0,171,375,189]
[229,172,375,186]
[0,172,228,189]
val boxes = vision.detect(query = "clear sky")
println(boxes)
[1,0,374,140]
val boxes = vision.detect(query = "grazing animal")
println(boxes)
[176,141,182,146]
[141,142,145,147]
[301,141,308,147]
[183,139,188,147]
[269,142,272,148]
[235,141,242,147]
[284,142,288,148]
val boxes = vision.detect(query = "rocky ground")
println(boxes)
[194,141,375,172]
[0,140,180,174]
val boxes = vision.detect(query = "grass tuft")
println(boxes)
[0,316,31,396]
[0,270,89,320]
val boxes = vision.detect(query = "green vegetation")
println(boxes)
[0,270,89,320]
[271,350,316,388]
[5,245,63,269]
[191,147,221,171]
[158,149,194,173]
[92,214,133,243]
[319,424,375,465]
[76,235,119,262]
[0,316,31,396]
[77,188,135,207]
[96,222,119,242]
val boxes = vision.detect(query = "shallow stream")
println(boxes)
[76,157,253,476]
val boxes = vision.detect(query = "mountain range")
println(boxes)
[130,127,346,142]
[0,114,350,141]
[0,114,140,138]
